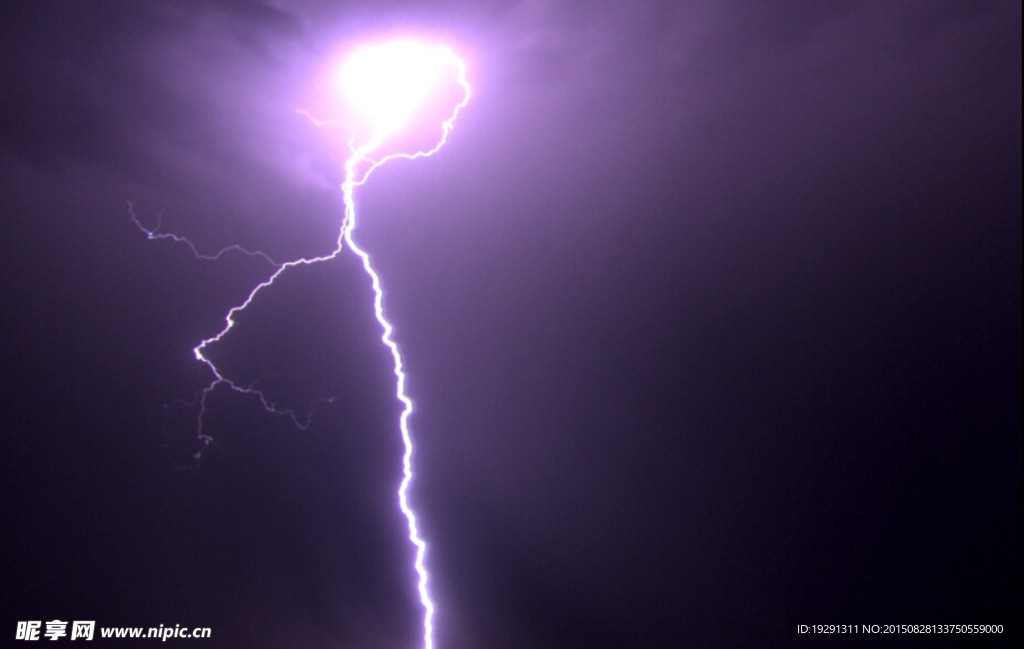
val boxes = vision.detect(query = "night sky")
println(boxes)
[2,1,1021,648]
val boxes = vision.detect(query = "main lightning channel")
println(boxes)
[340,51,470,649]
[134,47,469,649]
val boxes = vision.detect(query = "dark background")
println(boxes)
[2,1,1020,647]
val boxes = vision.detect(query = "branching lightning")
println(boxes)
[132,41,470,649]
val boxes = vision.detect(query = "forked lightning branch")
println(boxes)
[130,40,470,649]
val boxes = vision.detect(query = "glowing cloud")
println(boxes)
[341,41,455,139]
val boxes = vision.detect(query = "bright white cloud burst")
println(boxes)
[341,40,455,138]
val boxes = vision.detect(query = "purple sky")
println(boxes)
[2,1,1021,647]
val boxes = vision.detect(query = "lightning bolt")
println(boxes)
[132,42,470,649]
